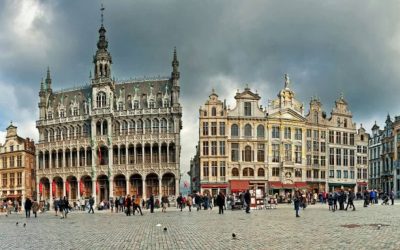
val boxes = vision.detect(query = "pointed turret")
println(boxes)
[45,67,52,91]
[171,47,181,107]
[93,4,112,80]
[171,47,180,84]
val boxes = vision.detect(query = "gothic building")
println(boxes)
[36,11,182,204]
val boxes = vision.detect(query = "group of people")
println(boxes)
[363,189,395,206]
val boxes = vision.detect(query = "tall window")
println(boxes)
[350,150,355,166]
[344,170,348,179]
[244,102,251,116]
[307,129,312,138]
[2,157,6,168]
[244,124,252,137]
[272,168,280,177]
[343,133,348,145]
[343,149,348,166]
[231,143,239,162]
[350,134,355,145]
[257,125,265,138]
[211,141,217,156]
[329,148,334,165]
[203,161,209,177]
[9,173,14,187]
[272,144,280,162]
[211,161,217,177]
[220,161,226,177]
[219,122,225,136]
[313,170,319,179]
[336,170,341,178]
[336,132,341,144]
[295,145,302,163]
[203,122,209,136]
[10,156,14,167]
[272,127,280,139]
[202,141,209,156]
[284,144,292,161]
[231,124,239,137]
[211,122,217,136]
[321,156,326,166]
[17,172,22,187]
[336,148,342,166]
[244,146,252,162]
[295,128,302,140]
[17,156,22,167]
[96,92,107,108]
[219,141,225,155]
[329,131,334,143]
[211,107,217,116]
[2,174,7,187]
[320,142,326,153]
[284,127,291,139]
[257,144,265,162]
[313,130,319,139]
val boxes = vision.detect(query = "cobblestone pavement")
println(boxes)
[1,200,400,250]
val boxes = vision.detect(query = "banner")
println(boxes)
[39,182,43,194]
[52,181,56,197]
[96,181,99,194]
[79,180,84,195]
[66,180,70,194]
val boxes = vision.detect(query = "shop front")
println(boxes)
[328,182,356,192]
[201,183,228,196]
[356,181,368,193]
[306,182,326,193]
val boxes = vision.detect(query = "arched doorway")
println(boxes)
[114,174,126,197]
[146,173,159,197]
[130,174,143,197]
[161,173,175,196]
[97,175,109,202]
[53,176,63,199]
[80,176,92,198]
[39,177,50,201]
[66,176,78,200]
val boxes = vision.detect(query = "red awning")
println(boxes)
[357,182,368,186]
[201,184,228,189]
[282,183,295,189]
[230,180,249,192]
[295,182,308,188]
[269,181,283,189]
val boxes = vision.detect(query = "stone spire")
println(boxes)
[45,67,52,91]
[171,47,180,82]
[93,4,112,80]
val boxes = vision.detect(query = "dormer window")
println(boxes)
[211,107,217,116]
[47,111,53,120]
[96,92,107,108]
[118,101,123,111]
[133,100,140,109]
[59,109,65,118]
[344,119,348,128]
[163,99,169,108]
[244,102,251,116]
[149,100,155,109]
[73,107,79,116]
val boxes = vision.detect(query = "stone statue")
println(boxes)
[284,74,290,89]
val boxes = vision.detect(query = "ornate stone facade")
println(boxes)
[36,12,182,204]
[195,75,368,197]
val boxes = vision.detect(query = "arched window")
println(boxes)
[257,125,264,138]
[258,168,265,177]
[232,168,239,176]
[152,119,159,133]
[211,107,217,116]
[249,168,254,176]
[344,119,348,128]
[161,118,167,133]
[96,92,106,108]
[231,124,239,137]
[129,120,135,134]
[168,119,174,133]
[137,119,143,134]
[243,168,249,177]
[122,120,128,135]
[244,124,252,137]
[145,119,151,133]
[244,146,252,162]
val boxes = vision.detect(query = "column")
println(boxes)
[125,146,128,166]
[49,151,52,169]
[167,145,169,164]
[150,145,153,164]
[126,178,130,196]
[56,151,59,168]
[49,180,53,202]
[118,145,120,165]
[62,149,66,168]
[63,180,66,197]
[158,177,162,198]
[77,149,80,168]
[92,180,97,206]
[77,179,81,200]
[142,179,146,199]
[142,145,145,165]
[109,177,114,198]
[84,149,87,167]
[175,177,180,197]
[42,153,45,169]
[134,146,136,164]
[36,179,40,202]
[70,150,73,167]
[159,145,161,165]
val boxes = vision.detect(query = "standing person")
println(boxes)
[63,196,69,218]
[369,190,375,206]
[363,190,369,207]
[24,198,32,218]
[244,190,251,214]
[333,191,338,211]
[88,196,95,214]
[177,193,183,212]
[294,190,301,217]
[141,199,145,209]
[32,199,39,218]
[58,197,65,219]
[133,196,143,215]
[7,199,12,215]
[119,196,125,212]
[81,199,86,211]
[54,198,59,216]
[115,197,119,213]
[390,190,395,205]
[328,193,334,211]
[187,195,193,212]
[149,194,155,213]
[161,194,169,213]
[125,195,132,216]
[216,192,225,215]
[338,189,345,210]
[345,189,355,211]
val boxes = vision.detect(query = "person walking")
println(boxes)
[133,196,143,215]
[390,190,395,205]
[88,196,95,214]
[24,198,32,218]
[177,193,183,212]
[32,199,39,218]
[149,194,155,213]
[63,196,69,218]
[216,192,225,215]
[345,189,355,211]
[126,195,132,216]
[294,190,301,217]
[244,190,251,214]
[119,196,125,212]
[115,197,119,213]
[161,194,169,213]
[187,195,193,212]
[54,198,59,216]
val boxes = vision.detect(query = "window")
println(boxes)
[295,169,302,177]
[363,169,367,179]
[258,168,265,177]
[17,172,22,187]
[203,122,209,136]
[344,170,348,179]
[343,149,348,166]
[231,124,239,137]
[313,155,318,165]
[350,134,355,145]
[257,144,265,162]
[307,170,311,178]
[48,111,53,119]
[2,174,7,187]
[211,141,217,156]
[284,127,291,139]
[357,156,361,165]
[244,102,251,116]
[306,140,311,152]
[272,168,280,177]
[336,132,341,144]
[363,157,367,165]
[313,170,319,179]
[321,171,325,179]
[244,124,252,137]
[211,122,217,136]
[350,170,354,179]
[244,146,252,162]
[10,146,13,152]
[243,168,254,177]
[202,141,209,156]
[219,141,225,155]
[307,129,312,138]
[320,142,326,153]
[344,119,348,128]
[313,141,319,152]
[9,173,14,187]
[219,122,225,136]
[295,146,302,163]
[307,155,311,165]
[133,100,139,109]
[329,170,334,178]
[17,156,22,167]
[284,144,292,161]
[257,125,265,138]
[272,144,280,162]
[96,92,107,108]
[211,162,217,177]
[2,157,7,168]
[59,109,65,118]
[203,162,209,177]
[350,150,355,166]
[272,127,280,139]
[357,168,362,179]
[220,162,226,177]
[231,143,239,162]
[321,131,326,139]
[295,128,302,140]
[313,130,319,139]
[211,107,217,116]
[337,118,341,127]
[10,156,14,167]
[357,146,362,153]
[336,148,341,166]
[363,146,367,154]
[343,133,348,145]
[232,168,239,176]
[329,131,334,143]
[329,148,334,165]
[321,156,326,166]
[336,170,341,178]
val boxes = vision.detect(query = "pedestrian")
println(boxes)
[133,196,143,215]
[88,196,95,214]
[294,190,301,217]
[32,199,39,218]
[177,193,183,212]
[338,189,345,210]
[126,195,132,216]
[141,199,145,209]
[216,192,225,215]
[119,196,125,212]
[81,199,86,211]
[244,189,251,214]
[187,195,193,212]
[161,194,169,213]
[345,189,355,211]
[333,191,338,211]
[390,190,395,205]
[24,197,32,218]
[328,193,334,211]
[363,190,369,207]
[54,198,59,216]
[63,196,69,218]
[149,194,155,213]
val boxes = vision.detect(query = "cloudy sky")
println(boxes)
[1,0,400,177]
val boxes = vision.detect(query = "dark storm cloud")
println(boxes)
[1,0,400,173]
